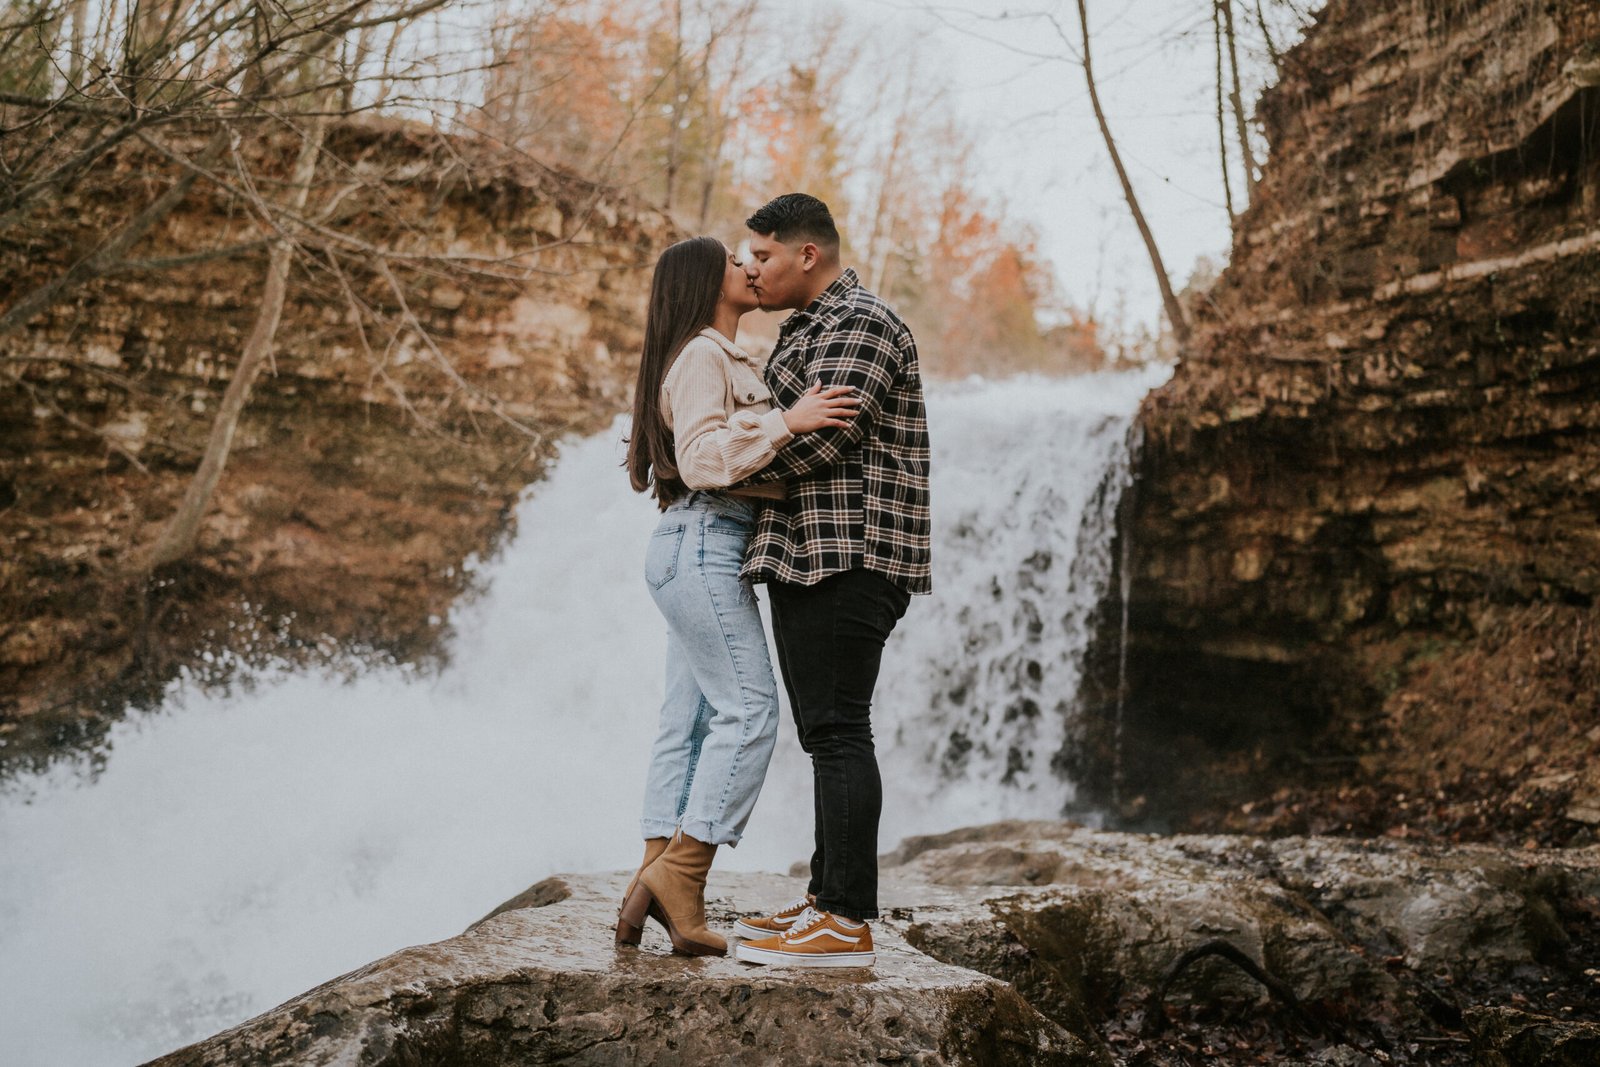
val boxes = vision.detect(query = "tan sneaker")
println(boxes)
[732,894,815,940]
[734,908,875,968]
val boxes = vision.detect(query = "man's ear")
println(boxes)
[799,242,819,272]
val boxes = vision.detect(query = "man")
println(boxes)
[730,193,931,968]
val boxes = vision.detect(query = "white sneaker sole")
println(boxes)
[732,919,790,940]
[735,942,875,968]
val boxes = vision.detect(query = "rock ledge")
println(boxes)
[151,823,1600,1066]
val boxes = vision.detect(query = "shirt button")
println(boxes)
[746,392,756,401]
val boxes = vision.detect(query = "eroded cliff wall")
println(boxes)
[0,121,672,770]
[1089,0,1600,831]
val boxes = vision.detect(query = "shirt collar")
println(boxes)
[780,268,861,337]
[697,326,759,367]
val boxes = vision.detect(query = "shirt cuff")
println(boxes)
[759,407,794,448]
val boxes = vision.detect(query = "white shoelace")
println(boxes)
[779,895,813,916]
[782,907,828,940]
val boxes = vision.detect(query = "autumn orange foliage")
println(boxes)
[469,0,1104,378]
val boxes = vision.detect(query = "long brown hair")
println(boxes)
[627,235,726,508]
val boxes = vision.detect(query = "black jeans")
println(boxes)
[768,568,911,921]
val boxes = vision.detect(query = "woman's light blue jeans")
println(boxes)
[640,492,779,847]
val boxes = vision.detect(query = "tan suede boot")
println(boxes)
[619,829,726,956]
[614,837,670,946]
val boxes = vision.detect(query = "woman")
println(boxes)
[617,236,856,956]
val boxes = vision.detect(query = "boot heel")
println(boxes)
[615,909,645,946]
[617,883,656,945]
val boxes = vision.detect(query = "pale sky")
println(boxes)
[806,0,1304,334]
[415,0,1304,335]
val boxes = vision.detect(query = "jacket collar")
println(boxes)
[697,326,760,368]
[778,268,861,340]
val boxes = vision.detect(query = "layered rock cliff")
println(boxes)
[0,121,671,772]
[1076,0,1600,832]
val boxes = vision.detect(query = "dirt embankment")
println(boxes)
[1072,0,1600,840]
[0,121,674,773]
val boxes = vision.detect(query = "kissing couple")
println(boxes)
[617,193,932,968]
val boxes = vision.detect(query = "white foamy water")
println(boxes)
[0,367,1165,1065]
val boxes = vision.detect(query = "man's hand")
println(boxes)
[782,384,859,434]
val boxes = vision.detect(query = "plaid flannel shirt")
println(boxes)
[740,269,932,595]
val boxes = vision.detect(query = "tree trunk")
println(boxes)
[144,116,327,571]
[1073,0,1189,344]
[1221,0,1260,186]
[663,0,683,214]
[340,25,375,113]
[1214,0,1237,220]
[695,1,758,228]
[694,41,721,229]
[67,0,90,85]
[125,0,193,106]
[865,71,915,295]
[1253,0,1283,77]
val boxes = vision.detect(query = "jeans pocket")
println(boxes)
[711,496,757,531]
[706,513,753,538]
[646,526,686,589]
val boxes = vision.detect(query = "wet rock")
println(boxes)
[154,823,1600,1064]
[1466,1006,1600,1066]
[884,823,1600,1021]
[1292,1049,1380,1067]
[1565,794,1600,827]
[150,867,1093,1067]
[474,875,573,925]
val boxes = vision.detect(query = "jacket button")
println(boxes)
[746,392,756,401]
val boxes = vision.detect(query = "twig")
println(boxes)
[107,238,274,273]
[6,369,151,474]
[131,125,630,283]
[1142,938,1326,1038]
[373,256,544,444]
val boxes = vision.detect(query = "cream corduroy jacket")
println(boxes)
[662,327,793,491]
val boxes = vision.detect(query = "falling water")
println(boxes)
[1111,420,1143,813]
[0,367,1165,1065]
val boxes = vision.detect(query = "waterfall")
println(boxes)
[871,374,1157,831]
[1112,420,1143,813]
[0,367,1165,1066]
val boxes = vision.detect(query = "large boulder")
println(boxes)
[152,823,1600,1065]
[148,866,1096,1067]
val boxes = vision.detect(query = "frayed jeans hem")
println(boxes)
[640,818,680,840]
[679,815,742,848]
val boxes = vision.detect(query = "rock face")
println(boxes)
[0,121,673,772]
[153,823,1600,1066]
[148,867,1093,1067]
[1082,0,1600,825]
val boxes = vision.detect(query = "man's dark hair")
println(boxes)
[746,193,840,250]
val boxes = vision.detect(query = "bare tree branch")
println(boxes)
[108,237,275,272]
[372,256,544,441]
[128,123,636,282]
[1254,0,1282,74]
[1214,0,1236,220]
[0,126,230,341]
[1221,0,1259,187]
[145,99,331,570]
[6,367,152,474]
[1062,1,1190,344]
